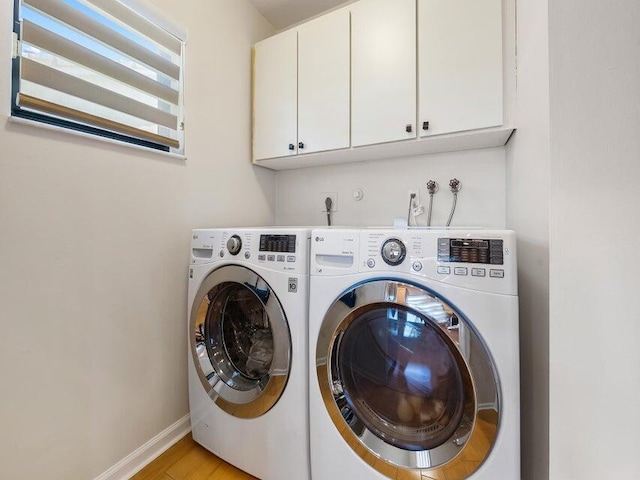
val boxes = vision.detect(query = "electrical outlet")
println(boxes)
[320,192,338,212]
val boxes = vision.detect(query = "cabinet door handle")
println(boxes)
[423,121,430,131]
[406,124,413,133]
[288,143,295,151]
[298,142,305,149]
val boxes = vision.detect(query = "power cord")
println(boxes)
[325,197,333,226]
[407,193,416,226]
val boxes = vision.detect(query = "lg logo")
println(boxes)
[315,236,324,242]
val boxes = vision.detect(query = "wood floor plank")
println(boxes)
[131,436,196,480]
[166,444,215,480]
[129,435,257,480]
[205,461,257,480]
[179,456,224,480]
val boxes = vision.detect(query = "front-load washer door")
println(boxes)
[190,265,291,419]
[316,280,499,479]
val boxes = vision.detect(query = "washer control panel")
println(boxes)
[191,228,309,274]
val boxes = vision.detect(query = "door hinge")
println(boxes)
[12,32,19,59]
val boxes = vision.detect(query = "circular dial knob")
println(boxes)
[381,238,406,266]
[226,235,242,256]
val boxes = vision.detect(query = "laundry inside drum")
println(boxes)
[338,306,465,450]
[218,285,274,380]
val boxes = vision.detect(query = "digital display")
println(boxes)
[259,234,296,253]
[438,238,503,265]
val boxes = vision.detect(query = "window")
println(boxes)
[11,0,186,154]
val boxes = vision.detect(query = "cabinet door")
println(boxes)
[253,29,298,160]
[351,0,417,147]
[298,8,350,155]
[419,0,503,137]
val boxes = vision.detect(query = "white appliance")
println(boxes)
[309,228,520,480]
[188,228,311,480]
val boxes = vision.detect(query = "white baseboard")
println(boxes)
[93,414,191,480]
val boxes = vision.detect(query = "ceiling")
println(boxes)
[248,0,349,30]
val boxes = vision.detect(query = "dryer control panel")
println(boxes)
[311,228,517,296]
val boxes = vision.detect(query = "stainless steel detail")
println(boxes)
[226,235,242,256]
[381,238,406,266]
[316,280,500,478]
[190,265,291,418]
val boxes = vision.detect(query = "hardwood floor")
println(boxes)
[130,435,257,480]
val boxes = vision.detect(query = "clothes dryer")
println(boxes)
[309,228,520,480]
[188,228,310,480]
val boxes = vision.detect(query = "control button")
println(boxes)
[454,267,468,276]
[412,261,423,272]
[381,238,407,266]
[258,254,266,261]
[267,255,275,262]
[471,268,486,277]
[437,266,451,275]
[287,256,296,262]
[490,269,505,278]
[366,258,376,269]
[277,255,285,262]
[226,235,242,256]
[219,250,224,258]
[244,251,251,259]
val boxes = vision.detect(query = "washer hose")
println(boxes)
[446,178,461,227]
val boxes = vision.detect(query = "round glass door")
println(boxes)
[317,280,499,479]
[336,305,467,451]
[191,265,291,418]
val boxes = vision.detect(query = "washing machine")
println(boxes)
[188,228,311,480]
[309,228,520,480]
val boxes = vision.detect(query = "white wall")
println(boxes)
[0,1,275,479]
[275,147,507,228]
[505,0,551,478]
[548,1,640,478]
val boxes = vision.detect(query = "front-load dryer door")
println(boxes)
[190,265,291,419]
[316,280,499,479]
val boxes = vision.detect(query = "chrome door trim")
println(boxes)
[316,279,500,479]
[191,265,291,418]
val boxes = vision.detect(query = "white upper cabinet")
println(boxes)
[253,9,350,161]
[298,8,350,154]
[253,29,298,161]
[419,0,504,136]
[253,0,513,170]
[351,0,417,147]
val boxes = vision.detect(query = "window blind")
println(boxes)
[12,0,186,153]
